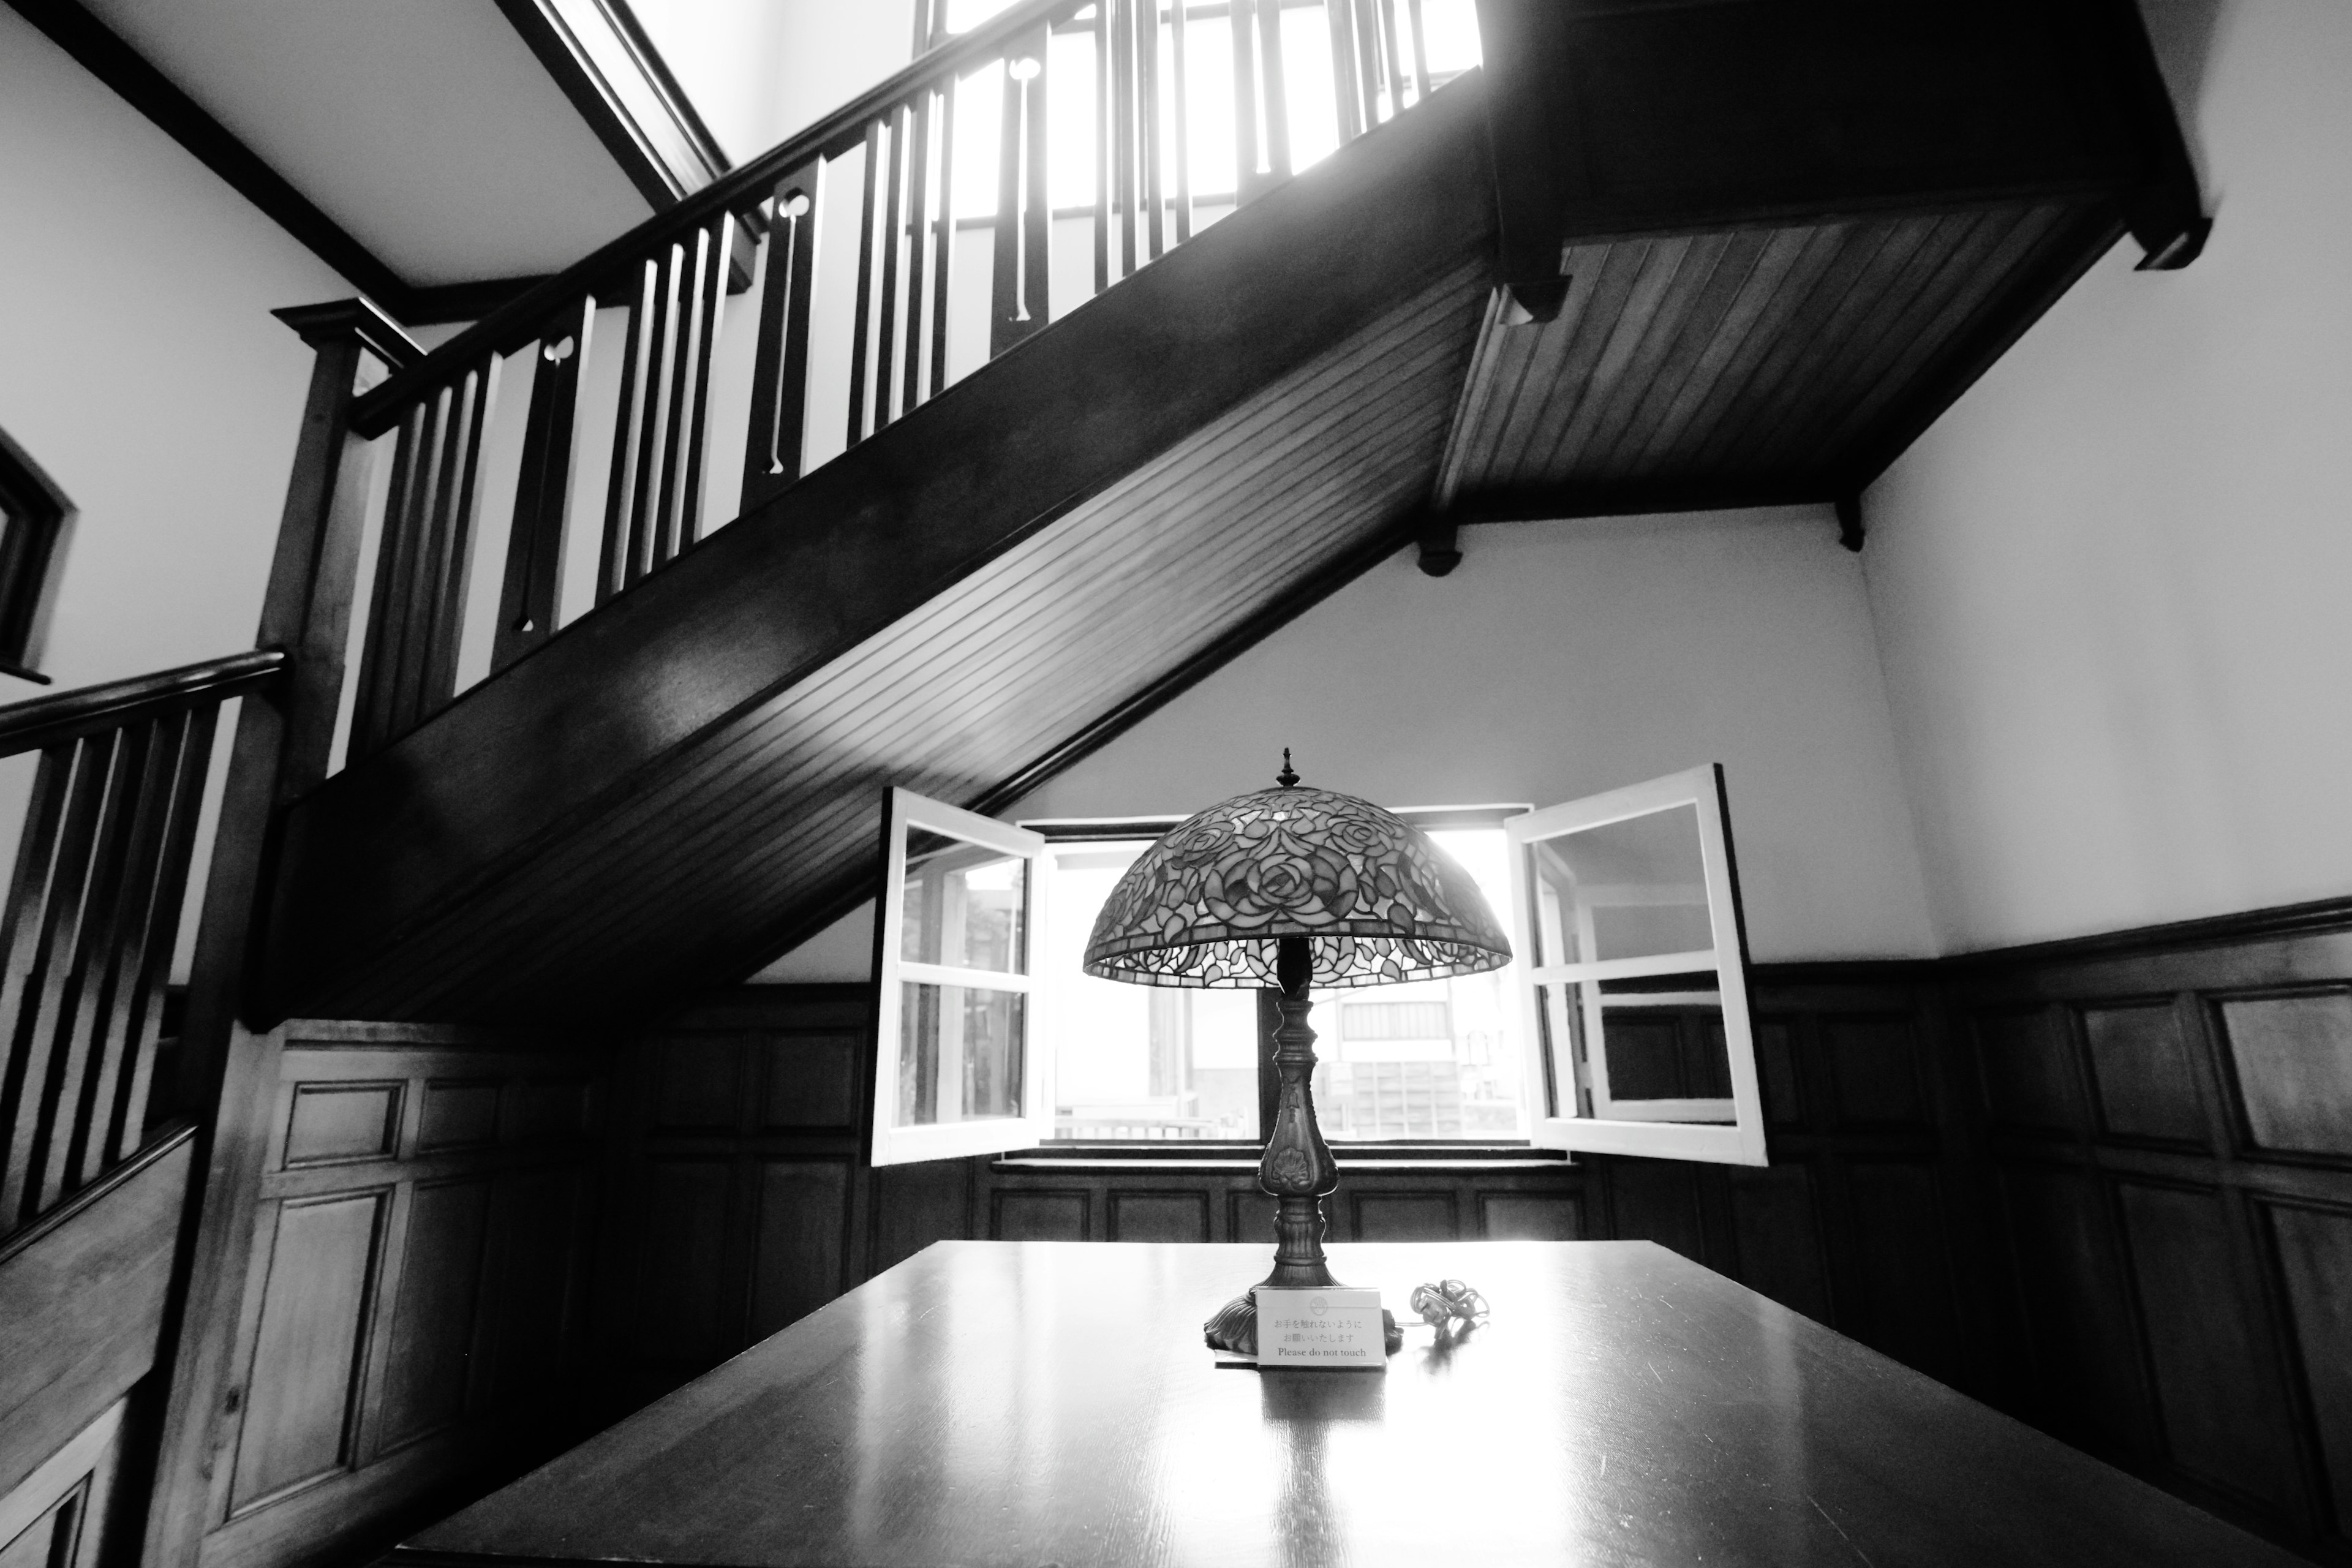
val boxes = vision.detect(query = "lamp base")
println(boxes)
[1202,1286,1405,1359]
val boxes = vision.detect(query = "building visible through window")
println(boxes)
[0,426,70,685]
[1032,818,1526,1144]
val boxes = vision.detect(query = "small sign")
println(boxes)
[1253,1287,1386,1368]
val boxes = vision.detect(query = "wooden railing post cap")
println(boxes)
[271,296,423,372]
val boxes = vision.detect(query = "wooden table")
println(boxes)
[393,1241,2301,1567]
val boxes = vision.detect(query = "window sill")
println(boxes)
[992,1143,1573,1174]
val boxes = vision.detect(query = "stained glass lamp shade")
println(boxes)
[1082,758,1511,1354]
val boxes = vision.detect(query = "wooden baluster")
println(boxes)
[350,399,434,756]
[992,30,1053,358]
[1376,0,1406,120]
[1169,0,1193,241]
[1093,8,1112,295]
[901,91,934,417]
[623,244,683,587]
[1230,0,1263,202]
[1404,0,1430,105]
[662,215,731,562]
[1353,0,1384,130]
[97,702,213,1170]
[1112,0,1138,277]
[848,119,884,448]
[0,739,69,1206]
[929,81,958,398]
[1258,0,1290,179]
[1327,0,1365,145]
[417,354,497,708]
[38,716,157,1205]
[744,163,824,513]
[0,734,111,1228]
[493,296,597,672]
[598,260,658,603]
[1139,0,1164,259]
[874,107,910,431]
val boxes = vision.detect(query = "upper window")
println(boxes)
[867,769,1767,1169]
[0,428,70,686]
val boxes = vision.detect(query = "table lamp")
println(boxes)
[1081,754,1512,1354]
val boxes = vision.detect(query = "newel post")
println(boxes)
[137,300,418,1568]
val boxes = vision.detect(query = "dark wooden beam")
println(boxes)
[494,0,729,208]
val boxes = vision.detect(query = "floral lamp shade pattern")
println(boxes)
[1082,783,1512,987]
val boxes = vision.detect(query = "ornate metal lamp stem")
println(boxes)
[1260,934,1339,1288]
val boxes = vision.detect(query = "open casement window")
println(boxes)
[1507,765,1768,1166]
[870,788,1054,1166]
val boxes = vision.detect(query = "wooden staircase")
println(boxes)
[241,0,2199,1031]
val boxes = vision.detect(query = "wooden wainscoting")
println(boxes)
[1948,908,2352,1565]
[595,968,1999,1413]
[181,1022,603,1568]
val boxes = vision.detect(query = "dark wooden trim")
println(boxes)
[1443,479,1836,526]
[493,0,728,209]
[1944,895,2352,972]
[0,422,74,684]
[3,0,413,306]
[272,296,423,372]
[5,1,622,331]
[0,649,284,755]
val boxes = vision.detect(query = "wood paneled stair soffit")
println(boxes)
[236,0,2205,1028]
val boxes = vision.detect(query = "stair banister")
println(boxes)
[323,0,1458,766]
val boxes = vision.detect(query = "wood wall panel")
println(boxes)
[2115,1181,2299,1512]
[2264,1200,2352,1534]
[282,1084,401,1167]
[1951,910,2352,1564]
[1821,1014,1926,1128]
[1352,1191,1458,1242]
[1108,1191,1210,1244]
[1479,1193,1581,1242]
[1998,1163,2154,1453]
[1724,1165,1829,1323]
[1842,1159,1961,1384]
[417,1084,500,1153]
[377,1179,492,1450]
[633,1161,731,1367]
[230,1190,383,1512]
[750,1161,848,1340]
[993,1190,1089,1242]
[189,1022,601,1568]
[2081,1003,2207,1145]
[2213,990,2352,1159]
[1973,1007,2082,1137]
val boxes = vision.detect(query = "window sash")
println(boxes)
[870,786,1054,1166]
[1506,765,1768,1167]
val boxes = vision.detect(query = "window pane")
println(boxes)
[901,832,1028,971]
[895,982,1027,1126]
[1316,827,1526,1141]
[1040,843,1261,1141]
[1526,803,1713,963]
[1599,974,1732,1112]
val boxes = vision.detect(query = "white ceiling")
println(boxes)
[81,0,655,286]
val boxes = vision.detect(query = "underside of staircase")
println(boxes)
[255,7,2200,1028]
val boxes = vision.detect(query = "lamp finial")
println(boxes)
[1276,748,1299,789]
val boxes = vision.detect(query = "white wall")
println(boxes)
[1861,0,2352,951]
[630,0,916,162]
[0,7,349,693]
[758,505,1939,979]
[0,9,352,976]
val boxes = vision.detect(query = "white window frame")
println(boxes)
[1506,764,1768,1166]
[869,787,1055,1166]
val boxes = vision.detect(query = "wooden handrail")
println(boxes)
[0,649,287,756]
[351,0,1072,435]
